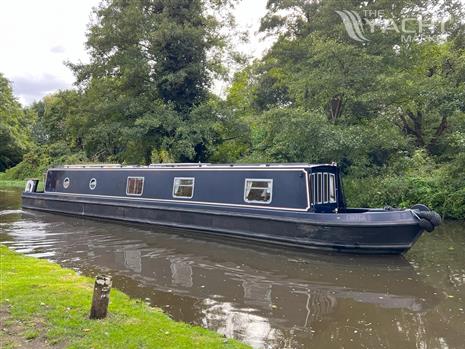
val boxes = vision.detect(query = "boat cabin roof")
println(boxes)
[54,162,338,170]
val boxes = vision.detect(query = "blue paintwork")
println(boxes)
[45,166,339,211]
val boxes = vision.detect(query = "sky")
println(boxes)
[0,0,270,105]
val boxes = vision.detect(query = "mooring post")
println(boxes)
[89,275,112,319]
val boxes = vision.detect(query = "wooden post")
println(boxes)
[89,275,112,319]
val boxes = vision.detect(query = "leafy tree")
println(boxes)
[0,73,32,171]
[380,42,465,153]
[69,0,237,164]
[241,107,406,172]
[254,0,465,124]
[28,90,84,149]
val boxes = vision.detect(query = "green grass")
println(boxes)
[0,180,25,188]
[0,246,250,349]
[0,177,45,191]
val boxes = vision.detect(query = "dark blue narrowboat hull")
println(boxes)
[21,192,425,254]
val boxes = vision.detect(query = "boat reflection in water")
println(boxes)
[1,210,442,349]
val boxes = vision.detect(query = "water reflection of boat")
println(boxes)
[90,229,440,348]
[126,225,439,308]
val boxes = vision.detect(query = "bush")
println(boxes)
[1,143,88,180]
[344,150,465,219]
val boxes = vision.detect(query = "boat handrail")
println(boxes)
[149,163,337,168]
[62,164,123,168]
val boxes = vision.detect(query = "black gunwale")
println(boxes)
[23,192,418,228]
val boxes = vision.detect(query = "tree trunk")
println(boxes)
[399,110,425,147]
[427,114,448,153]
[327,95,343,123]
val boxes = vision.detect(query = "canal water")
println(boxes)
[1,188,464,349]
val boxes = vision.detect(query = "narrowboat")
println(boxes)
[21,163,441,254]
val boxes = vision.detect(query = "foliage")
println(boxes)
[65,0,238,164]
[239,108,404,166]
[0,245,249,349]
[0,74,33,171]
[1,143,87,180]
[345,151,465,219]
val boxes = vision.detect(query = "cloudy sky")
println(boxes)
[0,0,269,105]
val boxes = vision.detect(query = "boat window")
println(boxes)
[244,179,272,204]
[317,173,322,204]
[89,178,97,190]
[329,174,336,203]
[173,177,194,198]
[323,173,329,203]
[311,173,316,206]
[311,172,337,206]
[126,177,144,196]
[63,177,70,189]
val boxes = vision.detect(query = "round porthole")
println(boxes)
[89,178,97,190]
[63,177,70,189]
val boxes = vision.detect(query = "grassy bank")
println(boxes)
[0,179,25,188]
[0,246,249,349]
[0,176,44,191]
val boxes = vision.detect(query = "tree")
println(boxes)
[69,0,236,164]
[231,0,465,153]
[29,90,84,148]
[380,42,465,153]
[0,73,32,171]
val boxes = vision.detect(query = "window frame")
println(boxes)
[243,178,273,205]
[89,178,97,191]
[172,177,195,199]
[126,176,144,196]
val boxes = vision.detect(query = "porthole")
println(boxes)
[63,177,70,189]
[89,178,97,190]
